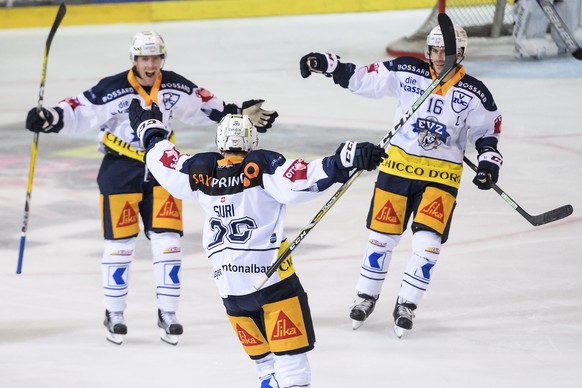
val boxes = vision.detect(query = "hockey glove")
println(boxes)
[128,99,170,149]
[335,141,387,171]
[299,52,340,78]
[472,145,503,190]
[25,106,64,133]
[241,99,278,133]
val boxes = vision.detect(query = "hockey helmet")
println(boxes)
[216,114,258,153]
[129,31,167,62]
[425,24,468,60]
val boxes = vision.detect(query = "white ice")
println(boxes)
[0,9,581,388]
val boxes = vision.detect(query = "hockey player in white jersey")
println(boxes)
[128,99,385,387]
[513,0,582,59]
[25,31,278,345]
[300,24,503,337]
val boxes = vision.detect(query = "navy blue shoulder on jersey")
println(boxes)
[83,70,133,105]
[383,56,431,79]
[455,73,498,111]
[244,149,286,175]
[160,70,197,95]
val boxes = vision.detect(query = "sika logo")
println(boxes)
[420,197,445,223]
[116,202,138,227]
[157,196,181,220]
[270,311,302,340]
[374,200,401,225]
[236,324,263,346]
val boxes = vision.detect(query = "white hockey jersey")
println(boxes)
[332,57,502,189]
[145,140,350,297]
[53,69,232,160]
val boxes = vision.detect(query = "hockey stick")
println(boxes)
[253,13,458,290]
[536,0,582,60]
[463,156,573,226]
[16,3,67,275]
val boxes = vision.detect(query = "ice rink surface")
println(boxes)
[1,8,581,388]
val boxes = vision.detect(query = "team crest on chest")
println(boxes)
[412,116,450,150]
[162,92,180,110]
[451,90,472,113]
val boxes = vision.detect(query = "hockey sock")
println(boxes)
[102,237,136,312]
[274,353,311,388]
[355,231,401,298]
[150,231,182,312]
[398,230,441,305]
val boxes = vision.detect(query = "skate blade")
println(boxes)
[393,325,410,339]
[106,332,124,345]
[160,329,179,345]
[352,319,364,330]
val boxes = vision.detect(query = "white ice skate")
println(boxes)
[104,310,127,345]
[158,309,183,345]
[349,293,377,330]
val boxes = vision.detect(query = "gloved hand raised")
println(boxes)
[241,99,278,133]
[128,99,170,149]
[299,52,340,78]
[472,145,503,190]
[335,141,387,171]
[25,106,64,133]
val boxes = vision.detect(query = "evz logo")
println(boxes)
[451,90,472,113]
[162,92,180,110]
[412,116,449,151]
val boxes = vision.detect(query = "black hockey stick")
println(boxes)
[536,0,582,60]
[254,13,458,290]
[463,156,573,226]
[17,3,67,275]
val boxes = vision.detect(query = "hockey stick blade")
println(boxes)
[463,156,573,227]
[254,14,457,290]
[536,0,582,60]
[17,3,67,275]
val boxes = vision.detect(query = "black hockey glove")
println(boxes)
[128,98,170,149]
[300,52,340,78]
[472,145,503,190]
[335,141,387,171]
[25,106,64,133]
[241,99,278,133]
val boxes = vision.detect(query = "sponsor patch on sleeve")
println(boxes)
[283,160,308,182]
[159,147,180,169]
[195,88,214,102]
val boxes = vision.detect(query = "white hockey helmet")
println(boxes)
[216,114,258,153]
[425,24,468,60]
[129,31,167,62]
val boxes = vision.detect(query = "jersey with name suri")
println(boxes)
[146,140,351,297]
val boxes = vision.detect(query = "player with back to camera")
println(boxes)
[299,23,503,337]
[25,31,278,345]
[127,98,386,387]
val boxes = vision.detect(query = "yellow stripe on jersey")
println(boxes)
[101,132,176,163]
[380,146,463,189]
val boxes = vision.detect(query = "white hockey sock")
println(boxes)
[274,353,311,388]
[356,231,401,298]
[255,353,276,379]
[150,232,182,312]
[101,237,135,312]
[398,230,441,306]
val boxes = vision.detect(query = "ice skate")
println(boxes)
[259,373,279,388]
[104,310,127,345]
[392,299,416,339]
[158,309,183,345]
[349,293,377,330]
